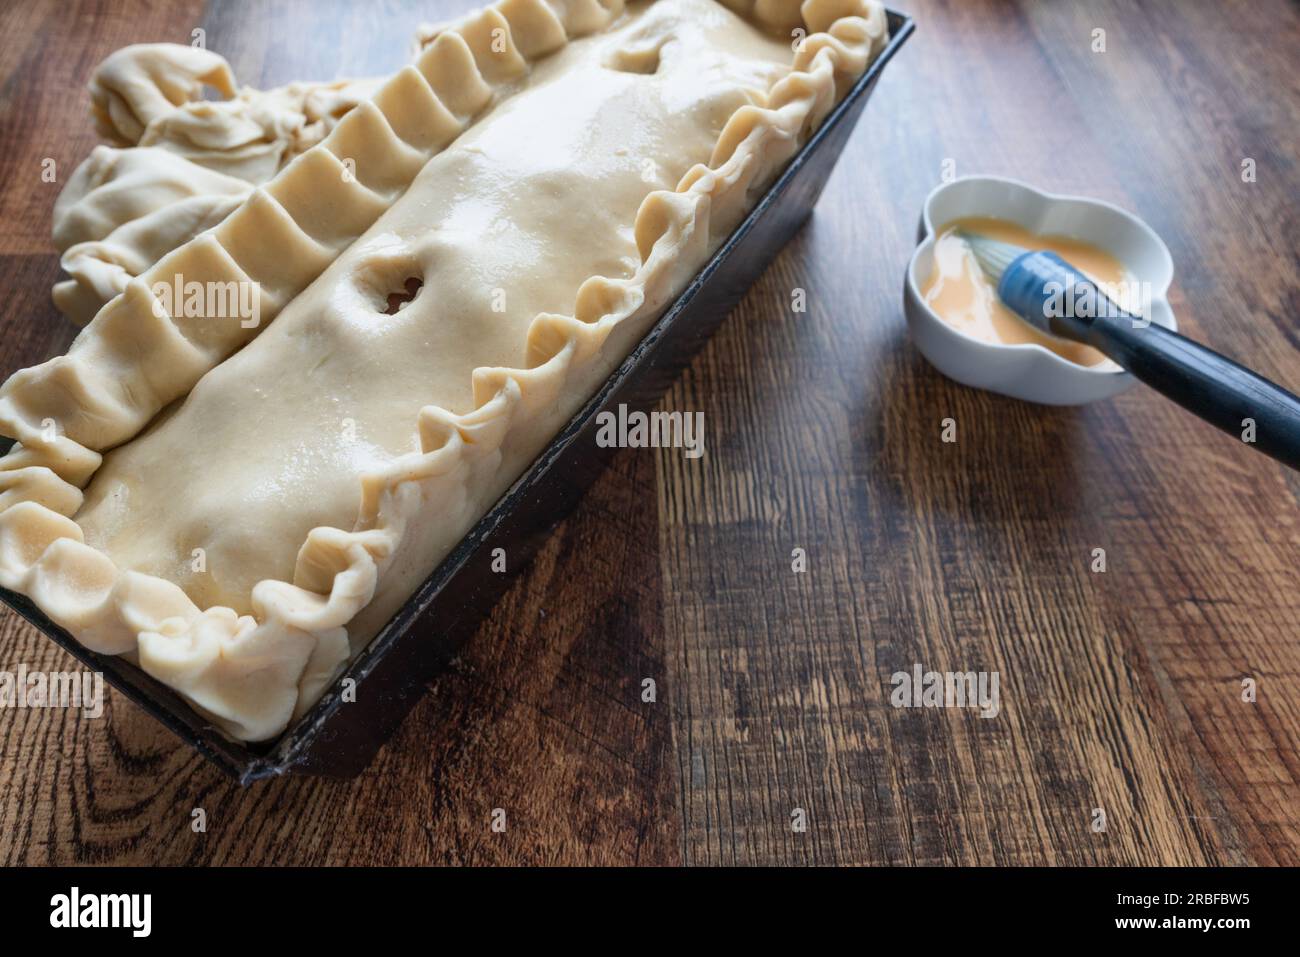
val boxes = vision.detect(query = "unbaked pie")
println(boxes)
[0,0,887,740]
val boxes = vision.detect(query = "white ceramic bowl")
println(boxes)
[903,175,1176,405]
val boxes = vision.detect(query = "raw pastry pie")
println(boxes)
[0,0,887,741]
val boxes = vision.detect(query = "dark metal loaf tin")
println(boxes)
[0,13,913,783]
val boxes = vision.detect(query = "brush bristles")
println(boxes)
[955,231,1028,282]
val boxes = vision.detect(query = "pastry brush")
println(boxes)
[957,231,1300,470]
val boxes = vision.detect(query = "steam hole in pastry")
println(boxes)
[384,277,424,315]
[353,248,424,315]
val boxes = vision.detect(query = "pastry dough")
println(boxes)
[1,0,887,741]
[55,45,386,324]
[53,147,252,324]
[90,43,383,182]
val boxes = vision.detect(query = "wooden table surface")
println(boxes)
[1,0,1297,866]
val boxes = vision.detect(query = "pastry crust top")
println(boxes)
[0,0,888,741]
[78,0,794,614]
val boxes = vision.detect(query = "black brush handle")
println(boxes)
[1085,316,1300,469]
[999,251,1300,471]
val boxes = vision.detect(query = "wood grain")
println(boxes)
[0,0,1297,866]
